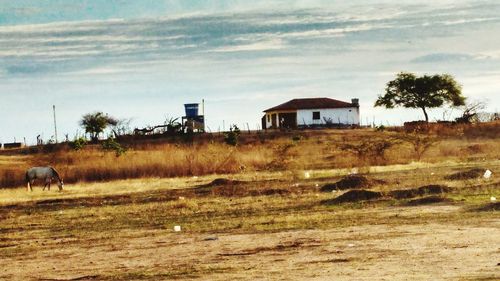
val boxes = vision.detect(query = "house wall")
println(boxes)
[297,107,359,126]
[264,113,278,129]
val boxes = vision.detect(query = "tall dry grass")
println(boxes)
[0,124,498,188]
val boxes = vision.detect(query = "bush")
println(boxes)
[70,137,87,151]
[102,137,127,157]
[224,125,241,146]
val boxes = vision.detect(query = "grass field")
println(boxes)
[0,127,499,280]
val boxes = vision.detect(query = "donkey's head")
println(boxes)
[58,179,64,191]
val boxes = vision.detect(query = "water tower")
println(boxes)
[182,101,205,133]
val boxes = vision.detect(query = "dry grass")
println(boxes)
[0,153,499,280]
[0,126,499,189]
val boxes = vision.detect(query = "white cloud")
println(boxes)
[211,38,285,52]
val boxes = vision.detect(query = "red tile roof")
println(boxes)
[264,98,356,112]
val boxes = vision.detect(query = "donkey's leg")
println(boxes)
[29,180,34,191]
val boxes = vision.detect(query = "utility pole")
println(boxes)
[53,105,58,143]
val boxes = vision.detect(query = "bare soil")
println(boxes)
[1,161,499,281]
[445,168,486,181]
[0,207,498,281]
[320,175,384,192]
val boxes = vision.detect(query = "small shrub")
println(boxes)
[340,138,401,165]
[70,137,87,151]
[102,137,127,157]
[398,134,438,161]
[224,125,241,146]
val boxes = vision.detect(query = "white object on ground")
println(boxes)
[483,170,492,179]
[174,225,181,232]
[178,196,185,200]
[347,243,355,247]
[351,168,358,174]
[315,183,319,187]
[491,197,497,202]
[304,172,311,179]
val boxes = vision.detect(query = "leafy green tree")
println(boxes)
[80,112,118,142]
[375,72,465,122]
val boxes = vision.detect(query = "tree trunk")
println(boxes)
[421,107,429,122]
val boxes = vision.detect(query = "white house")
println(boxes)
[262,97,360,129]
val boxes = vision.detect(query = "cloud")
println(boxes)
[211,38,285,52]
[0,2,498,71]
[411,53,478,63]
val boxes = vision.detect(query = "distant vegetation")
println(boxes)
[0,123,498,188]
[375,72,465,122]
[80,111,118,142]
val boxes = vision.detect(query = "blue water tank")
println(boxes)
[184,103,199,117]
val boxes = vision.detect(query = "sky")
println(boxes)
[1,0,499,144]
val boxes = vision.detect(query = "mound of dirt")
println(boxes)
[419,185,452,194]
[208,185,241,197]
[194,178,244,196]
[209,178,243,186]
[322,189,383,204]
[405,196,453,206]
[472,202,500,212]
[320,175,383,192]
[444,168,486,181]
[196,178,244,190]
[388,185,452,199]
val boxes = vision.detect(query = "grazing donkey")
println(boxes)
[25,166,64,191]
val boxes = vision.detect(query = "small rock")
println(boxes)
[178,196,185,200]
[484,169,492,179]
[304,172,311,179]
[174,225,181,232]
[491,197,497,202]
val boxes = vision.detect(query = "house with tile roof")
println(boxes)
[262,97,360,129]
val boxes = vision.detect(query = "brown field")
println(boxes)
[0,126,499,280]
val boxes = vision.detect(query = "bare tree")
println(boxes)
[455,100,487,123]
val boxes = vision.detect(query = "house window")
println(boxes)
[312,111,321,120]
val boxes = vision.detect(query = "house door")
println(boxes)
[279,112,297,128]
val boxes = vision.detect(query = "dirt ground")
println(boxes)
[1,162,499,281]
[1,205,499,281]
